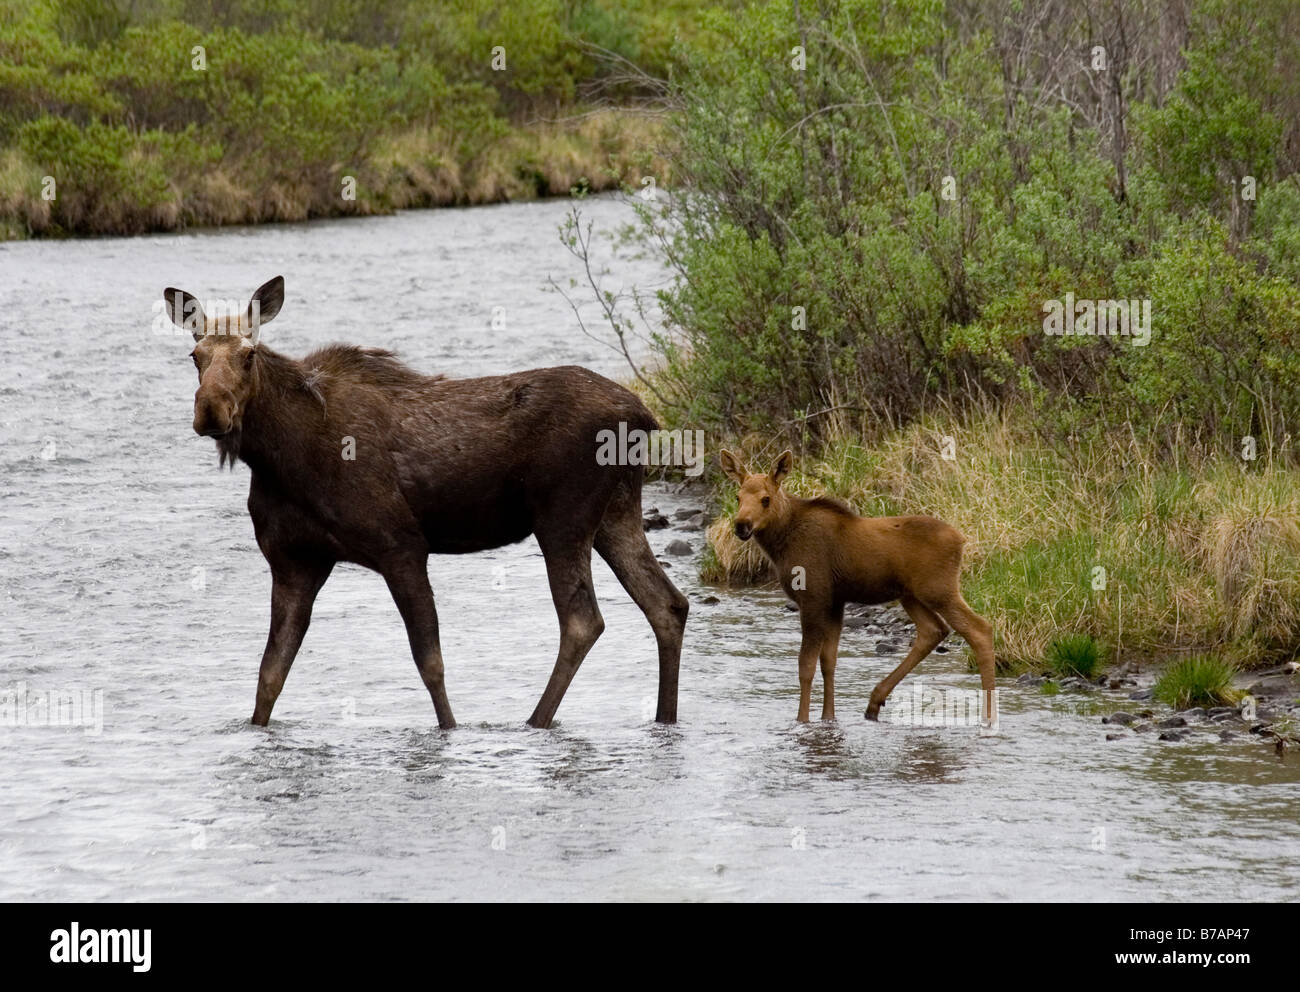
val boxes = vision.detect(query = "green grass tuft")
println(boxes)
[1046,633,1105,679]
[1153,655,1240,709]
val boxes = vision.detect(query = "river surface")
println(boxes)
[1,198,1297,901]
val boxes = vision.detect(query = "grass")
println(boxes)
[1046,633,1105,679]
[700,402,1300,674]
[1153,655,1240,709]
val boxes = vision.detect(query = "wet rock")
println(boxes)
[696,595,719,605]
[1128,688,1154,701]
[1219,730,1237,741]
[681,513,708,531]
[934,645,949,654]
[674,507,706,520]
[1182,707,1207,721]
[785,603,798,612]
[663,539,693,556]
[1106,733,1125,741]
[1016,673,1037,684]
[1208,706,1237,719]
[1131,723,1152,733]
[843,615,872,630]
[1157,716,1187,728]
[643,512,670,531]
[656,560,672,569]
[1103,712,1136,725]
[1158,731,1184,742]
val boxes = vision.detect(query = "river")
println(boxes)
[1,197,1296,901]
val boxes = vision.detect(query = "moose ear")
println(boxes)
[719,449,748,484]
[770,449,794,485]
[246,276,284,343]
[164,287,205,341]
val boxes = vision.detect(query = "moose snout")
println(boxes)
[734,520,753,541]
[193,389,235,437]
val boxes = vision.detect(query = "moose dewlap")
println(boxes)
[719,448,997,728]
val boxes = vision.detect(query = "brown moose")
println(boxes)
[719,448,996,728]
[166,276,687,730]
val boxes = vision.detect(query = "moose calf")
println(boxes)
[719,449,997,728]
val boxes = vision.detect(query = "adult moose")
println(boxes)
[166,276,687,730]
[719,448,997,729]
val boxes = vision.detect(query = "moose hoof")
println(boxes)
[865,700,883,721]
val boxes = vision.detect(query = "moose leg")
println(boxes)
[252,559,334,726]
[527,539,604,729]
[383,557,456,730]
[935,594,997,727]
[819,605,844,721]
[865,595,948,721]
[796,610,829,723]
[594,492,688,723]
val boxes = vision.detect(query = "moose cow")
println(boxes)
[166,276,687,730]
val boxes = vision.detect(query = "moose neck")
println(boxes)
[233,347,326,483]
[753,501,798,564]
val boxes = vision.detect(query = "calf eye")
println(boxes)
[761,496,771,508]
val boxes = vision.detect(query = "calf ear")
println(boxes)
[770,449,794,485]
[163,287,205,341]
[719,449,748,484]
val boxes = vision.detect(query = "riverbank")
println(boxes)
[0,107,668,240]
[0,0,688,240]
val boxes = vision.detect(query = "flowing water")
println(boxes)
[1,198,1296,902]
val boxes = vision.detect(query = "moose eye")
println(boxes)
[761,496,771,508]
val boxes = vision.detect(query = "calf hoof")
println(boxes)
[865,700,884,721]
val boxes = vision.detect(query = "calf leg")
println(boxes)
[865,595,948,721]
[935,593,998,728]
[796,609,832,722]
[252,559,334,726]
[527,538,604,729]
[819,605,844,721]
[595,492,688,723]
[383,557,455,730]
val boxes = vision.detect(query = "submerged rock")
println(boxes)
[1103,712,1136,725]
[1157,716,1187,728]
[663,539,693,556]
